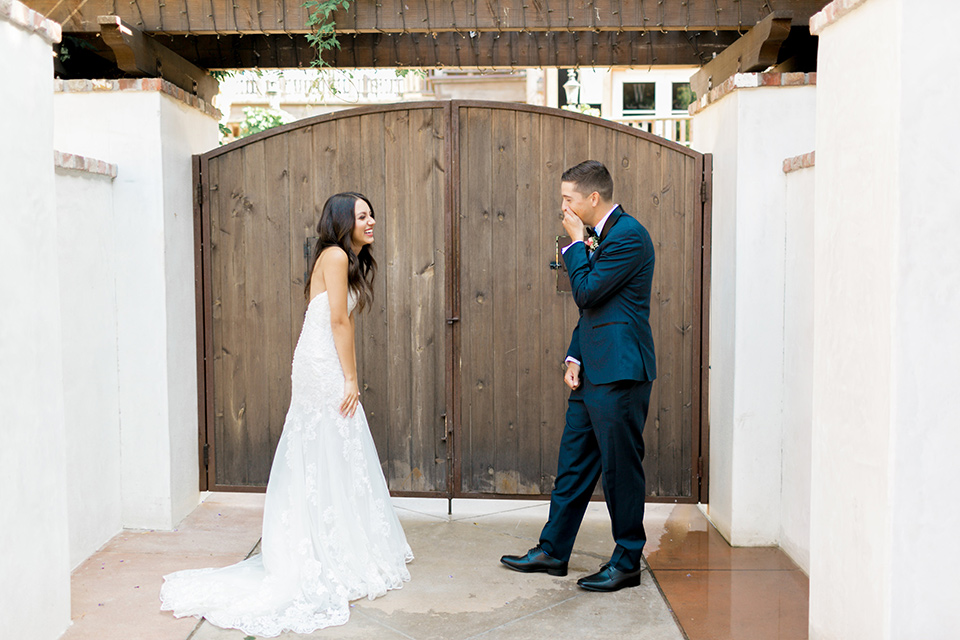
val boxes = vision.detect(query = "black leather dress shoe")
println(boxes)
[500,545,568,576]
[577,563,643,592]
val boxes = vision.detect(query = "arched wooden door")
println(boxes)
[194,101,710,503]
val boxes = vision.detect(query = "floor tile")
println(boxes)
[654,568,809,640]
[64,550,238,640]
[644,505,798,572]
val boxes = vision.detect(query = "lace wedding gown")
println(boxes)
[160,291,413,637]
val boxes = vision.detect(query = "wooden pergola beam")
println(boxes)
[31,0,829,35]
[690,11,793,96]
[98,16,219,101]
[149,30,740,69]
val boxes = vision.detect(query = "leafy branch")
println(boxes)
[303,0,350,67]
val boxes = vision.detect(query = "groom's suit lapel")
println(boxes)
[591,206,625,261]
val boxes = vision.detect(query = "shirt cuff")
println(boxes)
[564,356,581,367]
[561,239,582,254]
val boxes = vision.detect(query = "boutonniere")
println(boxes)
[584,227,600,253]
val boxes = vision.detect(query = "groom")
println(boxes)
[501,160,656,592]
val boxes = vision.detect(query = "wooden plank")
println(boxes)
[287,126,313,363]
[490,108,520,494]
[690,11,794,97]
[537,110,567,491]
[515,110,543,494]
[213,148,246,486]
[447,103,463,498]
[426,104,449,493]
[407,107,444,491]
[240,141,269,484]
[33,0,826,34]
[427,106,448,492]
[383,110,414,491]
[262,133,292,471]
[698,153,713,503]
[460,107,495,493]
[637,136,663,496]
[356,113,390,481]
[680,156,697,497]
[655,143,686,496]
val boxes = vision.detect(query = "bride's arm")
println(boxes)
[321,248,361,418]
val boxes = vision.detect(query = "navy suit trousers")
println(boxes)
[539,377,652,573]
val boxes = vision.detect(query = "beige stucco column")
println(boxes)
[0,2,71,638]
[809,0,960,637]
[690,72,817,558]
[53,79,220,531]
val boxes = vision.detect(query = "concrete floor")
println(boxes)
[191,498,685,640]
[63,494,809,639]
[65,494,686,640]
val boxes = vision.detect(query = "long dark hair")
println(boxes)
[303,191,377,313]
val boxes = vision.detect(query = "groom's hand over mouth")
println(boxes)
[562,208,585,241]
[564,362,581,390]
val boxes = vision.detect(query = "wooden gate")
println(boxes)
[194,101,711,503]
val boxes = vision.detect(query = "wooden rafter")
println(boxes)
[32,0,829,35]
[690,11,793,97]
[145,30,740,69]
[98,16,219,101]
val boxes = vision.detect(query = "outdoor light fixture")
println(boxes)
[563,70,581,106]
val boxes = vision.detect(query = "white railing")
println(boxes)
[233,71,427,104]
[611,116,692,147]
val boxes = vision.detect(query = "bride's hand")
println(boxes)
[340,378,360,418]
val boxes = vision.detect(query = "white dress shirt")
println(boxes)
[564,204,619,367]
[561,204,619,255]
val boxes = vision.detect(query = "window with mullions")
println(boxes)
[623,82,656,114]
[672,83,696,111]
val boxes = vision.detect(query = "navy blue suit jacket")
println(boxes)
[563,206,656,385]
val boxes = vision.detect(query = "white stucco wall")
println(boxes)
[782,164,814,573]
[811,0,960,637]
[692,81,817,547]
[0,5,71,639]
[810,2,899,636]
[160,96,209,522]
[53,88,218,529]
[55,165,123,568]
[891,2,960,633]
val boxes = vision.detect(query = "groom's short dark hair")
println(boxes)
[562,160,613,202]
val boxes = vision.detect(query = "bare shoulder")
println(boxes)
[319,245,349,269]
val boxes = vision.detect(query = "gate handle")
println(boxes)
[446,316,460,325]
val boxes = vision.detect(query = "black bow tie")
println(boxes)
[585,226,599,240]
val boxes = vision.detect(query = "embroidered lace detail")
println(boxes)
[160,291,413,637]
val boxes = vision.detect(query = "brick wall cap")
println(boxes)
[810,0,872,36]
[783,151,816,174]
[688,72,817,116]
[54,77,221,119]
[54,150,119,179]
[0,0,61,43]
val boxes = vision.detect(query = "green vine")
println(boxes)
[303,0,350,67]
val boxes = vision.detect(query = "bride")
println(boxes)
[160,192,413,636]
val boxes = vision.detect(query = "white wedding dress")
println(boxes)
[160,290,413,637]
